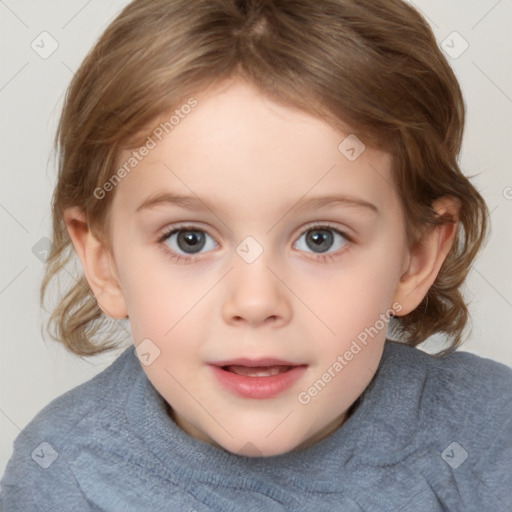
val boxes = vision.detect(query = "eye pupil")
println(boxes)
[306,230,333,253]
[177,231,206,253]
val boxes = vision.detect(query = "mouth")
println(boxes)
[223,364,293,377]
[209,358,308,399]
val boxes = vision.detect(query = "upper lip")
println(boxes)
[209,358,305,367]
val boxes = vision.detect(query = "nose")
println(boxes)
[221,256,292,328]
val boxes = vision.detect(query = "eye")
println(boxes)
[294,225,349,255]
[160,226,218,255]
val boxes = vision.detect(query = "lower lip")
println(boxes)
[209,365,307,399]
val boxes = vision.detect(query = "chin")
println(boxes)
[221,435,302,458]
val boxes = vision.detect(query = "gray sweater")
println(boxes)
[1,340,511,511]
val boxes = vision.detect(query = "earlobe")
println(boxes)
[392,197,460,316]
[64,207,128,319]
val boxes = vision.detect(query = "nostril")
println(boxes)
[228,312,283,326]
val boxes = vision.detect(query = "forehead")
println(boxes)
[113,80,398,216]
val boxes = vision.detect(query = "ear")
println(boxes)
[64,207,128,319]
[392,197,460,316]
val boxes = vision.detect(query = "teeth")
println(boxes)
[225,365,291,377]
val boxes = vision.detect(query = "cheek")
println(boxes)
[296,242,404,343]
[295,252,399,417]
[115,247,209,343]
[120,259,211,395]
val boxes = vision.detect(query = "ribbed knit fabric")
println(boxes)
[1,340,511,511]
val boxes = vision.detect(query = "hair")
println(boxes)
[42,0,488,357]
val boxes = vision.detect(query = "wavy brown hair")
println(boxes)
[42,0,488,356]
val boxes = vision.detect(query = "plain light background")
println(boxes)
[1,0,511,478]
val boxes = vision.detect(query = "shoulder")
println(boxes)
[380,340,512,453]
[372,341,512,508]
[15,346,138,445]
[1,347,139,497]
[420,344,512,461]
[430,343,511,422]
[384,341,512,504]
[385,340,512,409]
[368,340,512,446]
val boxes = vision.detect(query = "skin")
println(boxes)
[66,78,458,457]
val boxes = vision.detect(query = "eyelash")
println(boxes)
[156,223,352,265]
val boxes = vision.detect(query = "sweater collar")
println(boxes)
[125,340,427,487]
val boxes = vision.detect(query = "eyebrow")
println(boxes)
[135,192,379,215]
[136,193,209,213]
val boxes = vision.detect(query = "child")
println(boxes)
[1,0,511,510]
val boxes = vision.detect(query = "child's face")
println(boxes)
[106,79,410,456]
